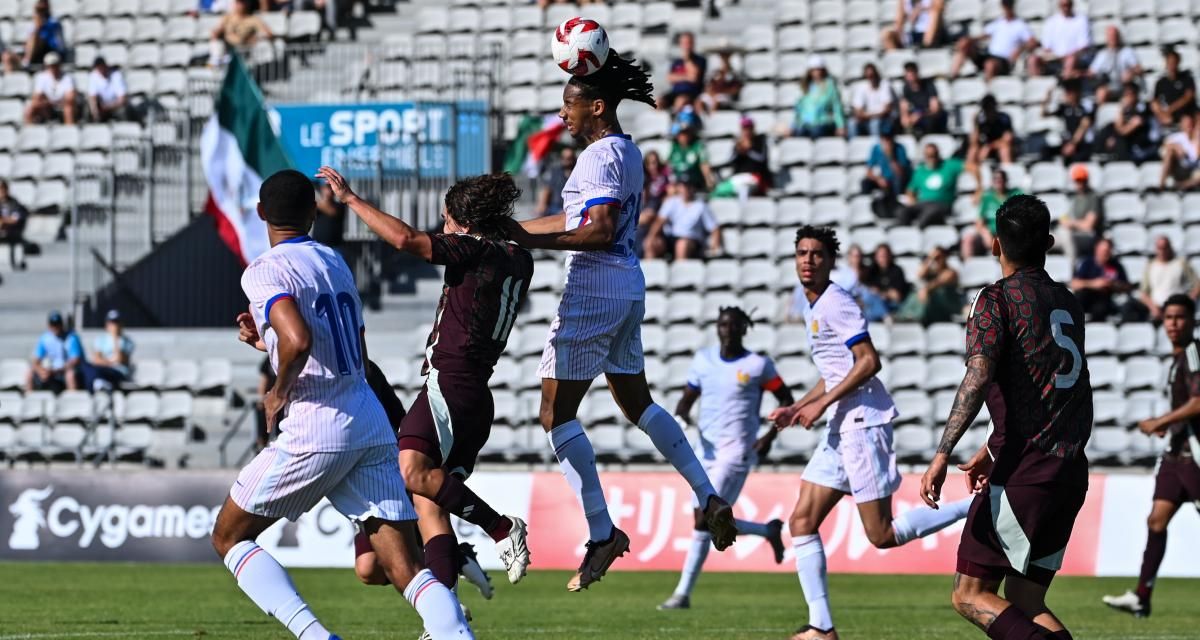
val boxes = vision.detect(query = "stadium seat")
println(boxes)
[1103,193,1147,224]
[775,426,818,462]
[643,260,668,291]
[20,392,54,424]
[885,356,927,390]
[887,324,925,356]
[924,323,963,355]
[668,293,705,325]
[1122,356,1163,390]
[892,391,933,425]
[0,359,25,391]
[1092,392,1125,425]
[53,391,93,425]
[1086,323,1118,355]
[776,325,810,356]
[118,392,159,424]
[924,356,966,392]
[664,326,704,356]
[1087,356,1121,390]
[0,391,21,424]
[922,226,958,253]
[1145,193,1182,225]
[1116,324,1157,357]
[777,358,820,389]
[705,259,740,291]
[669,261,706,291]
[894,425,935,462]
[960,258,1001,288]
[1087,426,1131,464]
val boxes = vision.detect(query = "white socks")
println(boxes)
[673,530,712,597]
[637,404,718,505]
[892,496,973,546]
[403,569,475,639]
[223,541,330,640]
[793,534,834,631]
[548,420,614,542]
[735,519,771,537]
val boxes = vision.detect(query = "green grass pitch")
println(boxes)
[1,563,1197,639]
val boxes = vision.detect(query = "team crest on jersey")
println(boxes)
[810,319,819,335]
[736,370,751,385]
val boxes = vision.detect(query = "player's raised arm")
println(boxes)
[507,203,619,251]
[317,166,433,260]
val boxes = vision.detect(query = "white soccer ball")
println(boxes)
[551,17,610,77]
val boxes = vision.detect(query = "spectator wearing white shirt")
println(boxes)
[87,57,129,122]
[1137,236,1200,323]
[850,63,896,138]
[24,51,76,124]
[1029,0,1091,78]
[643,179,722,261]
[1087,26,1142,104]
[1159,112,1200,190]
[950,0,1036,82]
[881,0,947,50]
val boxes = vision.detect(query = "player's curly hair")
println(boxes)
[719,306,756,330]
[568,49,656,109]
[443,173,522,241]
[794,225,841,258]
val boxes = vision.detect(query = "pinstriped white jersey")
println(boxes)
[561,134,646,301]
[799,283,898,432]
[242,236,395,453]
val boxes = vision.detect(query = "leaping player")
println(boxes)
[922,195,1092,640]
[504,50,739,592]
[212,169,473,640]
[658,306,792,611]
[1103,293,1200,618]
[771,225,973,640]
[314,167,535,597]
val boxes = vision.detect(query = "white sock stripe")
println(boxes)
[403,570,440,604]
[223,540,261,576]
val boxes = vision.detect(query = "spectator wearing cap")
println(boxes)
[1099,82,1158,164]
[700,48,742,113]
[850,63,897,138]
[87,57,129,123]
[1151,47,1197,127]
[659,31,707,114]
[535,146,576,217]
[950,0,1036,82]
[24,51,76,124]
[1042,77,1094,163]
[1137,236,1200,323]
[899,143,963,228]
[667,120,715,191]
[643,179,722,261]
[861,130,912,220]
[9,0,67,68]
[1028,0,1091,78]
[1159,112,1200,191]
[1071,237,1135,322]
[1086,26,1142,104]
[882,0,947,50]
[713,116,770,199]
[899,62,948,137]
[791,56,845,139]
[968,94,1015,165]
[24,311,83,392]
[962,167,1021,259]
[0,179,29,280]
[85,309,135,391]
[1061,163,1104,262]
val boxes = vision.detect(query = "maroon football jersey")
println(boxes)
[423,233,534,378]
[1167,340,1200,455]
[965,267,1093,486]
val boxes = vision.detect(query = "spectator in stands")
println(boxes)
[961,167,1021,259]
[8,0,67,69]
[899,62,948,137]
[209,0,275,66]
[86,57,129,123]
[1042,77,1094,163]
[1099,82,1159,164]
[791,56,845,139]
[700,48,742,113]
[311,181,346,248]
[1060,163,1104,261]
[643,179,722,261]
[950,0,1035,82]
[1159,112,1200,191]
[1087,26,1142,104]
[24,52,75,125]
[190,0,229,16]
[0,179,29,279]
[84,309,134,391]
[639,151,671,257]
[899,143,963,227]
[897,245,961,325]
[659,31,707,114]
[1151,47,1197,127]
[535,146,575,217]
[882,0,947,50]
[861,130,912,220]
[968,94,1015,165]
[713,116,770,199]
[667,121,716,191]
[850,63,897,138]
[1071,237,1139,321]
[24,310,83,393]
[1137,236,1200,323]
[1029,0,1091,78]
[861,244,910,321]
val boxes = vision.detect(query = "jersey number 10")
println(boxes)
[315,292,363,376]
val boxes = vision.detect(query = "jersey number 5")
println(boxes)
[315,292,363,376]
[1050,309,1082,389]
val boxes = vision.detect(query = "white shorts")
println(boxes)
[801,424,902,504]
[537,291,645,381]
[230,444,416,522]
[692,444,756,508]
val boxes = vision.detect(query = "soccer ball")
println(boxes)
[551,17,610,77]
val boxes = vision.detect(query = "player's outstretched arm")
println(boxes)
[516,212,567,234]
[921,354,995,508]
[791,340,883,428]
[1140,396,1200,436]
[506,204,618,251]
[316,166,433,260]
[264,298,312,433]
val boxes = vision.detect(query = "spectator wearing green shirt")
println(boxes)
[898,143,963,227]
[667,124,715,191]
[961,167,1021,258]
[791,56,846,139]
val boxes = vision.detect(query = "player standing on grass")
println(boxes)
[1103,293,1200,618]
[504,50,739,592]
[212,169,473,640]
[921,194,1092,640]
[314,167,534,597]
[658,306,793,611]
[771,225,973,640]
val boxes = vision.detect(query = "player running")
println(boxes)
[314,167,534,594]
[1103,293,1200,618]
[771,225,973,640]
[212,169,473,640]
[658,306,793,611]
[922,195,1092,640]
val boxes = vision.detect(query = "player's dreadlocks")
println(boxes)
[718,306,756,330]
[794,225,841,258]
[444,173,522,241]
[568,49,656,108]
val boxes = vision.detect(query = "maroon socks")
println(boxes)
[1136,529,1167,601]
[433,474,510,542]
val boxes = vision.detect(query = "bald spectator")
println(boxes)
[900,143,963,227]
[1087,26,1142,104]
[24,52,76,124]
[882,0,947,50]
[1029,0,1091,78]
[950,0,1036,82]
[1137,236,1200,323]
[1071,238,1134,322]
[1159,112,1200,191]
[1152,47,1197,127]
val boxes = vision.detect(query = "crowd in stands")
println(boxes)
[24,309,135,394]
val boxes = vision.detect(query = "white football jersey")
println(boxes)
[561,134,646,301]
[800,283,898,432]
[242,235,395,453]
[687,346,784,457]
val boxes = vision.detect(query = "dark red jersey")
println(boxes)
[423,233,534,378]
[965,267,1093,486]
[1167,340,1200,456]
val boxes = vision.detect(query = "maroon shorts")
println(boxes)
[1153,455,1200,504]
[956,481,1087,586]
[397,371,494,480]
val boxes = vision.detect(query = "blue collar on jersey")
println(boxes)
[604,133,633,140]
[279,235,313,245]
[719,348,750,363]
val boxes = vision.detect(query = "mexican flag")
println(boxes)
[503,114,565,178]
[200,54,293,266]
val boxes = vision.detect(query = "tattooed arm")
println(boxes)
[920,354,996,508]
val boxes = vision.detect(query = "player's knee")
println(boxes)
[1147,512,1170,533]
[789,512,819,536]
[865,526,896,549]
[399,458,436,496]
[355,557,390,586]
[210,528,238,558]
[950,584,975,617]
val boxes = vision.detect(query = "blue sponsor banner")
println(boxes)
[270,101,489,178]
